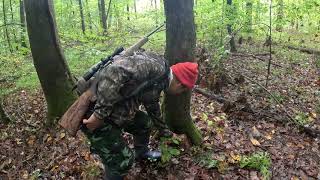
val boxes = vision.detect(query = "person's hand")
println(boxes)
[83,113,104,131]
[159,129,174,138]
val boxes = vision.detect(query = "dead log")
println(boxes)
[287,46,320,55]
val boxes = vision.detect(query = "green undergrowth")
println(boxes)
[240,152,272,180]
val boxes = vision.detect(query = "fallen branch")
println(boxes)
[194,87,227,104]
[238,73,295,122]
[231,53,282,67]
[233,73,320,138]
[287,46,320,55]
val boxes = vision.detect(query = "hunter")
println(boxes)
[81,51,198,180]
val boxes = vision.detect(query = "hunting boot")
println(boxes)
[134,133,161,161]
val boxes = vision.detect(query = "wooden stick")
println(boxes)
[193,87,227,104]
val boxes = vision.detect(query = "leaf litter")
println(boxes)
[0,42,319,179]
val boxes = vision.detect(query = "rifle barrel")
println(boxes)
[146,23,165,38]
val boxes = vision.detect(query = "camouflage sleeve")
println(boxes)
[142,91,168,130]
[94,65,131,120]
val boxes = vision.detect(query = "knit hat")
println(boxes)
[171,62,198,89]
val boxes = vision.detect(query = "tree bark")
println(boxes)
[85,0,92,31]
[99,0,107,33]
[276,0,284,31]
[106,0,112,28]
[19,0,27,47]
[226,0,236,52]
[163,0,202,145]
[134,0,137,17]
[78,0,86,34]
[9,0,18,49]
[2,0,13,53]
[245,1,253,33]
[126,4,130,21]
[24,0,77,126]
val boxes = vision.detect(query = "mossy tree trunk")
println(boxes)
[24,0,77,126]
[163,0,202,145]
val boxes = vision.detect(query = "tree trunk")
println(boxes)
[85,0,92,31]
[24,0,77,126]
[226,0,236,52]
[276,0,284,31]
[163,0,202,145]
[19,0,27,47]
[2,0,13,53]
[99,0,107,33]
[245,1,253,33]
[134,0,137,18]
[9,0,18,49]
[106,0,112,28]
[78,0,86,34]
[126,4,130,21]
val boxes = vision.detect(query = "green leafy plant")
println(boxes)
[160,137,181,163]
[268,92,286,104]
[195,151,219,169]
[240,152,271,180]
[294,111,312,126]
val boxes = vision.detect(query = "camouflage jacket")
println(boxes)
[94,51,170,130]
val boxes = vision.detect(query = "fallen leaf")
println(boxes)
[250,137,261,146]
[60,132,66,139]
[230,152,241,163]
[265,134,272,140]
[15,138,23,145]
[22,170,28,179]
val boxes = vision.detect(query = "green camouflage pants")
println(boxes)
[82,111,152,176]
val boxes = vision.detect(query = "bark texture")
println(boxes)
[19,0,27,47]
[24,0,77,126]
[78,0,86,34]
[226,0,236,52]
[163,0,202,145]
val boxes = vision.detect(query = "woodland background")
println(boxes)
[0,0,320,179]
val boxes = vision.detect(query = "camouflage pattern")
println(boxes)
[82,111,153,176]
[94,51,169,130]
[83,52,170,176]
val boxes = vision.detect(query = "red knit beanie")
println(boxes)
[171,62,198,89]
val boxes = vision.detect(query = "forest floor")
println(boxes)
[0,41,320,180]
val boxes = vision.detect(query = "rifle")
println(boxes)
[59,23,165,136]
